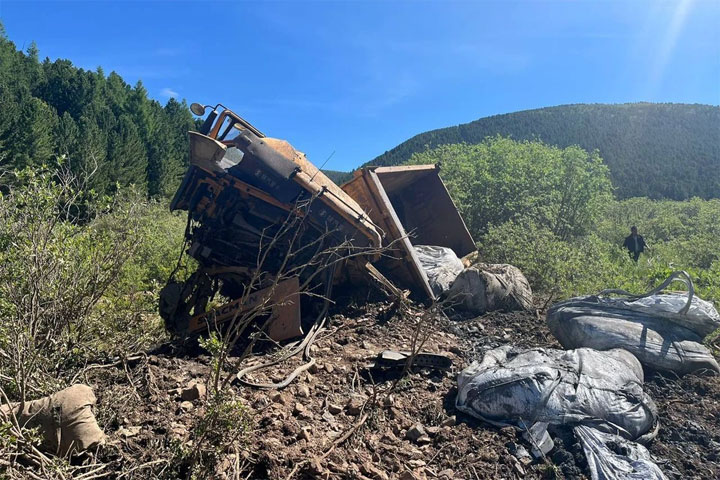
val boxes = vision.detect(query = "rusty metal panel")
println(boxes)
[173,130,381,250]
[187,277,302,342]
[342,169,435,300]
[265,137,382,249]
[366,169,435,299]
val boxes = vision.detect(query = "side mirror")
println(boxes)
[190,103,207,116]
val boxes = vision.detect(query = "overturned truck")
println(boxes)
[159,102,474,341]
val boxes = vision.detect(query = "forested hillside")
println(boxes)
[321,169,353,184]
[369,103,720,200]
[0,26,194,197]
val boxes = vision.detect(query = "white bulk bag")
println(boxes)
[447,263,533,314]
[548,272,720,375]
[456,346,658,442]
[414,245,465,296]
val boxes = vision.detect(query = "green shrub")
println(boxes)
[408,138,612,240]
[478,207,720,305]
[418,139,720,307]
[0,167,186,399]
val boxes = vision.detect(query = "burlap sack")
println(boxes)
[0,384,105,455]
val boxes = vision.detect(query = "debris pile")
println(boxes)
[456,346,662,478]
[452,271,719,479]
[76,301,719,479]
[159,104,485,347]
[158,102,537,352]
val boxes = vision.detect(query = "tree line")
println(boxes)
[0,24,195,197]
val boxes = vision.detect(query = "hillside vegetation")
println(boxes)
[321,169,352,185]
[371,103,720,200]
[411,140,720,304]
[0,27,194,197]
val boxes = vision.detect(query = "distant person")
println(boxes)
[623,226,648,262]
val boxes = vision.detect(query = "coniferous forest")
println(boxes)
[0,26,194,197]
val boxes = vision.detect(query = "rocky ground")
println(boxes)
[82,298,720,479]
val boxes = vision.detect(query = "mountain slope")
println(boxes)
[368,103,720,200]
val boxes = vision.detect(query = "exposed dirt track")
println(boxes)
[86,300,720,479]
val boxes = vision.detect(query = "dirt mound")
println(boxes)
[83,300,719,479]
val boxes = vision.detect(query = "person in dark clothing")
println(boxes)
[623,226,648,262]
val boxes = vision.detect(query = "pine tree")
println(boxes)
[24,41,42,91]
[105,72,129,117]
[55,111,79,159]
[108,114,148,191]
[76,114,110,193]
[6,94,58,169]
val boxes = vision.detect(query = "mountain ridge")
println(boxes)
[363,102,720,200]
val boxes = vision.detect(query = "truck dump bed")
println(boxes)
[342,165,475,300]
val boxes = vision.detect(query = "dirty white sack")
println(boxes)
[456,346,658,442]
[574,425,667,480]
[547,295,720,375]
[413,245,465,296]
[0,384,105,455]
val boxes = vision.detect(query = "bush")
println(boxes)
[408,138,612,239]
[478,203,720,305]
[0,167,186,400]
[479,220,623,299]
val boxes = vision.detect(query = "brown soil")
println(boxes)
[85,299,720,479]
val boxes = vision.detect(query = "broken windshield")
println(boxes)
[215,115,243,142]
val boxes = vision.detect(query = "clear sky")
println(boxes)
[1,0,718,171]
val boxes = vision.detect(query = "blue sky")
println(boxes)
[1,0,718,171]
